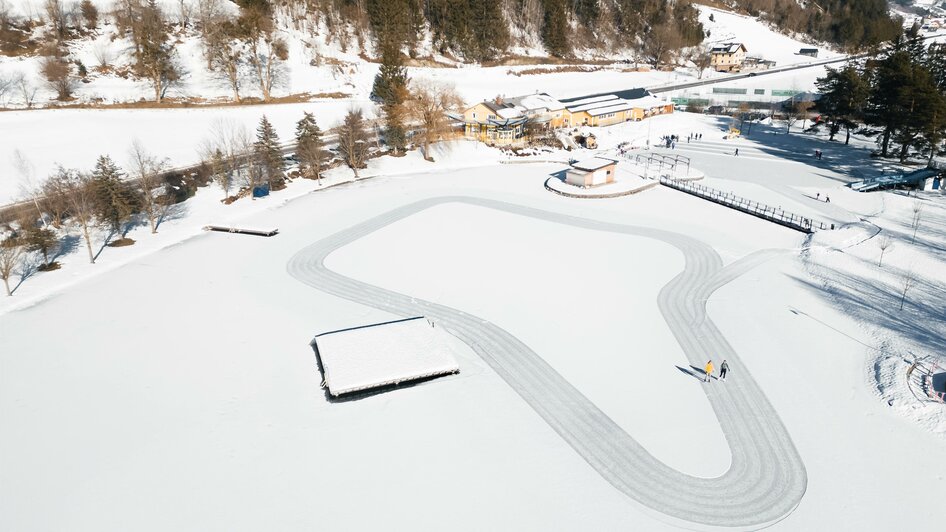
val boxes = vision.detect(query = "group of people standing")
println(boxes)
[703,359,730,382]
[663,133,704,149]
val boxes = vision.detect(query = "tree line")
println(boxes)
[0,110,323,295]
[815,26,946,163]
[0,88,466,296]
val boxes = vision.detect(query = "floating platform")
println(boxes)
[203,226,279,237]
[311,317,461,398]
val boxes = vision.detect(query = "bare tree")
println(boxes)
[642,20,682,69]
[910,200,924,243]
[60,168,98,263]
[238,7,285,101]
[44,0,67,39]
[15,71,37,107]
[128,140,168,233]
[12,150,47,228]
[694,50,712,80]
[407,79,462,161]
[79,0,96,30]
[201,118,249,198]
[898,268,918,311]
[92,41,113,68]
[785,95,814,133]
[196,0,223,37]
[876,234,892,266]
[336,108,369,177]
[0,72,12,102]
[177,0,191,29]
[0,236,23,296]
[206,25,243,102]
[40,56,76,100]
[133,1,180,101]
[41,168,72,227]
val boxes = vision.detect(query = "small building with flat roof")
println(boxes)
[565,157,618,187]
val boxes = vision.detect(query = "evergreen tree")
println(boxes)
[815,65,869,144]
[210,148,232,199]
[254,115,284,187]
[541,0,569,57]
[865,51,914,158]
[23,226,58,268]
[925,43,946,92]
[294,112,326,182]
[371,44,409,106]
[337,109,370,177]
[91,155,142,239]
[372,44,410,155]
[575,0,599,28]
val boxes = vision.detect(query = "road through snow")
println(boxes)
[286,196,807,529]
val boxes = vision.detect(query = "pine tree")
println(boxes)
[23,226,58,269]
[254,115,284,188]
[372,43,410,155]
[294,112,326,182]
[815,65,869,144]
[91,155,142,240]
[337,109,370,177]
[865,51,914,158]
[540,0,569,58]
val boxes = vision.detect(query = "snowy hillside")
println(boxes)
[0,1,846,205]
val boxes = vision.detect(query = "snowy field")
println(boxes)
[1,108,946,529]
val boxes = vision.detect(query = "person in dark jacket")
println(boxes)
[720,360,730,381]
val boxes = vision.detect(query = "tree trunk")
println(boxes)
[845,126,851,145]
[3,277,10,296]
[881,127,891,157]
[81,221,95,264]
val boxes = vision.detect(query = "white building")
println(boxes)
[565,157,618,187]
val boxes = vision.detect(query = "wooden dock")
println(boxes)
[203,226,279,237]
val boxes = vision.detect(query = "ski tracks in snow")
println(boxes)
[287,196,807,529]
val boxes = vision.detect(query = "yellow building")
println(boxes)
[460,101,527,146]
[559,89,673,127]
[710,43,748,72]
[458,89,672,145]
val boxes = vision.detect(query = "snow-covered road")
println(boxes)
[287,196,807,529]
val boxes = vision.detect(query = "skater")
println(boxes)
[720,360,729,381]
[826,195,830,203]
[817,150,822,160]
[816,192,820,200]
[734,148,739,156]
[704,360,714,382]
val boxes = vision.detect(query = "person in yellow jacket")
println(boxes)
[704,360,714,382]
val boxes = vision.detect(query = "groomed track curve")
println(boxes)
[287,196,807,529]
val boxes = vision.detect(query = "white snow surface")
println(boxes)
[2,102,946,531]
[314,317,461,396]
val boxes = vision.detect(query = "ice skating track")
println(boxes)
[287,196,807,529]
